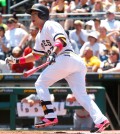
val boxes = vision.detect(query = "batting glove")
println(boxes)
[5,55,18,64]
[48,52,57,65]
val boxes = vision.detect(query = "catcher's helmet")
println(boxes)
[28,3,49,20]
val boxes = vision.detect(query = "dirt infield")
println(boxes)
[0,130,120,134]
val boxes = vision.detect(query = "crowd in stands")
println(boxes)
[0,0,120,74]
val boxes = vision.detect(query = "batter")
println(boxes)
[6,3,110,133]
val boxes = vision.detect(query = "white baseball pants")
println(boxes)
[35,52,107,124]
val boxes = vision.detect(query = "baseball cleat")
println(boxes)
[35,118,58,128]
[90,120,110,133]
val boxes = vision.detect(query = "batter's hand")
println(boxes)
[48,52,56,65]
[5,55,17,65]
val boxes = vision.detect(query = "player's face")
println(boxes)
[31,11,42,27]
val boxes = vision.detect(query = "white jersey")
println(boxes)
[33,20,73,56]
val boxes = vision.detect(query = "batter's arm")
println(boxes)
[23,52,41,63]
[6,52,42,65]
[47,38,65,64]
[52,38,66,54]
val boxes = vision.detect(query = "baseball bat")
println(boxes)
[23,61,49,78]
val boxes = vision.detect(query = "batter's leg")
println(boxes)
[65,72,110,132]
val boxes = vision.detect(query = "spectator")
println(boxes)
[50,0,69,29]
[65,0,92,30]
[80,31,105,58]
[91,0,105,18]
[107,0,116,11]
[5,18,29,51]
[97,26,110,61]
[0,26,10,60]
[71,0,92,19]
[0,59,11,73]
[11,23,39,73]
[39,0,47,6]
[92,18,101,32]
[38,0,51,11]
[116,35,120,50]
[101,8,120,32]
[115,0,120,13]
[106,30,120,48]
[88,0,96,10]
[12,12,27,31]
[66,0,81,12]
[98,26,112,51]
[102,0,115,11]
[82,47,101,72]
[50,0,58,9]
[97,36,120,72]
[0,0,6,14]
[24,22,39,50]
[64,0,81,30]
[99,49,109,62]
[66,93,94,130]
[65,30,80,54]
[98,48,119,73]
[0,13,7,30]
[11,46,34,73]
[84,20,94,33]
[69,20,88,50]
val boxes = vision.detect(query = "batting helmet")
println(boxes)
[27,3,49,20]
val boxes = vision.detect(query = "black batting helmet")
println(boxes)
[27,3,49,20]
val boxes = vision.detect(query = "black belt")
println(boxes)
[65,49,73,52]
[64,49,74,56]
[59,49,74,56]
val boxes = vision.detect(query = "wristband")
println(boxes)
[34,54,40,60]
[18,57,26,64]
[54,42,63,51]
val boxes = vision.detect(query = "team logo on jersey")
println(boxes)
[41,40,52,49]
[41,40,53,55]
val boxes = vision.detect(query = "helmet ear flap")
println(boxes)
[38,12,42,19]
[38,12,49,20]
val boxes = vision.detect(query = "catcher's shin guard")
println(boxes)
[35,100,58,128]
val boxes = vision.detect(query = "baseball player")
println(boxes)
[6,3,110,133]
